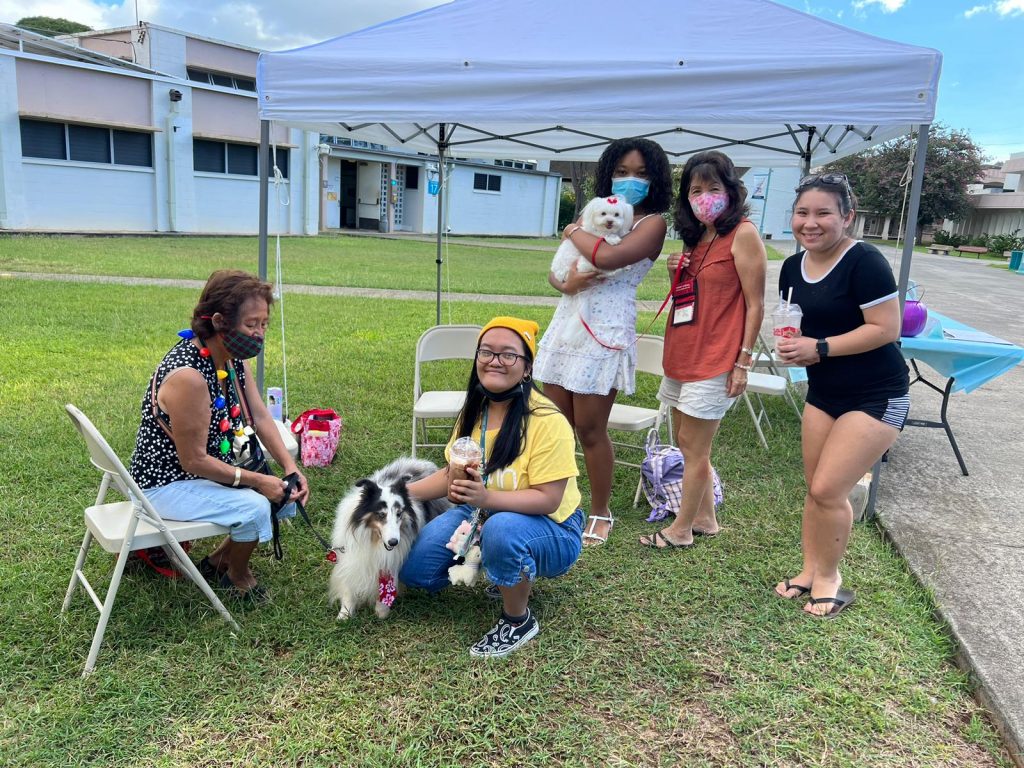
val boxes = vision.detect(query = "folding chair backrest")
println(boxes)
[65,404,147,501]
[635,335,665,377]
[413,324,482,394]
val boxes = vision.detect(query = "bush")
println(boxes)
[933,229,967,248]
[557,188,577,230]
[989,230,1024,253]
[969,233,991,249]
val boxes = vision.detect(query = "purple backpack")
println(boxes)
[640,429,723,522]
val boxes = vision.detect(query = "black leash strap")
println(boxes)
[272,472,334,561]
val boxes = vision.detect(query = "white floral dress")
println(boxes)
[534,220,658,396]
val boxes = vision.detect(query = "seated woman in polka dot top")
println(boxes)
[129,269,309,603]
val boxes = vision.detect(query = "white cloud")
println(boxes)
[963,0,1024,17]
[0,0,448,50]
[851,0,906,12]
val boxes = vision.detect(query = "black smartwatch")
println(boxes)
[816,338,830,359]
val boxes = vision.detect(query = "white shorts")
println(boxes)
[658,373,736,421]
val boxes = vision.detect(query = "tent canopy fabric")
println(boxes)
[257,0,941,166]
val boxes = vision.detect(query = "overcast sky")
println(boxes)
[4,0,1022,161]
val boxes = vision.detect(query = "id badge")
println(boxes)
[671,277,698,326]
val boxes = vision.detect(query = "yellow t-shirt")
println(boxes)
[445,391,581,524]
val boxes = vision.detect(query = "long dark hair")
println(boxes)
[673,151,750,248]
[595,137,673,214]
[455,343,556,474]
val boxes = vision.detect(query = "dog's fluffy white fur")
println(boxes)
[328,457,449,620]
[550,196,633,347]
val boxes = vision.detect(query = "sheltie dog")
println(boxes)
[328,457,449,620]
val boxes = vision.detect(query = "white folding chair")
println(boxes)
[600,336,673,502]
[411,324,482,457]
[741,371,791,449]
[750,330,804,421]
[62,404,240,677]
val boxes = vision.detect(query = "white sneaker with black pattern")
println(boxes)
[469,610,539,658]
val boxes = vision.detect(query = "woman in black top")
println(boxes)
[774,174,909,618]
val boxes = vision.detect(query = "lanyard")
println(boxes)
[681,232,719,282]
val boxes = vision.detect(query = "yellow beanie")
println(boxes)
[478,316,540,358]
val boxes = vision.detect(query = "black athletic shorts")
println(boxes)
[805,389,910,431]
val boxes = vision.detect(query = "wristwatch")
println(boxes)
[816,338,830,359]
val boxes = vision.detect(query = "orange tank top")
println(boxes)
[663,221,749,383]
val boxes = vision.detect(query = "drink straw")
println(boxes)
[785,286,793,311]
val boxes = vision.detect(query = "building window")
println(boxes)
[193,139,289,179]
[186,67,257,92]
[405,166,419,190]
[473,173,501,192]
[494,159,536,170]
[20,118,152,168]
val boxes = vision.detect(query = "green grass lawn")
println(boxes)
[0,234,787,304]
[0,257,1010,765]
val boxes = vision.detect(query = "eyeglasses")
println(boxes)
[798,173,850,190]
[476,348,527,366]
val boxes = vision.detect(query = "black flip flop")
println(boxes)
[806,588,856,619]
[777,578,811,599]
[219,573,269,605]
[198,556,225,584]
[639,530,694,550]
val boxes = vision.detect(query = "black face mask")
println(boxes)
[475,381,525,402]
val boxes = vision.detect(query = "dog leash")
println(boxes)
[272,471,338,562]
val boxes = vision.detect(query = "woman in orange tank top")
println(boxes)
[639,151,766,550]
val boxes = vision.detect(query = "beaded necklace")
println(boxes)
[176,329,253,458]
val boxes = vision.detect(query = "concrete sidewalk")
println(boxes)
[864,248,1024,765]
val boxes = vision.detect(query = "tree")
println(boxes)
[822,124,985,240]
[16,16,92,37]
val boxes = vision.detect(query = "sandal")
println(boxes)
[582,514,614,546]
[218,573,269,605]
[638,530,694,550]
[806,588,855,619]
[198,556,225,584]
[776,578,811,599]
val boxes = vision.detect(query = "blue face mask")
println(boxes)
[611,177,650,206]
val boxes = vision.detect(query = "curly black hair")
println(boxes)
[594,137,672,214]
[673,151,750,248]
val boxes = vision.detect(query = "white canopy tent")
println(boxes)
[254,0,941,381]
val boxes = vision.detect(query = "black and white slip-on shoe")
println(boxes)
[469,610,539,658]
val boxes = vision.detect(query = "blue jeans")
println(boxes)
[400,504,584,591]
[143,478,297,544]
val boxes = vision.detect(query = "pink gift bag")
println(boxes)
[291,409,342,467]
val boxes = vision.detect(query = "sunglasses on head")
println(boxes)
[798,172,850,190]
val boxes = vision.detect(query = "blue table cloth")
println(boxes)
[899,310,1024,394]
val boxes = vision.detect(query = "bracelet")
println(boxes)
[567,225,582,237]
[734,362,751,371]
[740,347,754,356]
[232,467,241,488]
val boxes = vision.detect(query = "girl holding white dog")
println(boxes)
[533,137,673,546]
[400,317,584,658]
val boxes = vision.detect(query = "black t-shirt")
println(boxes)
[779,241,909,399]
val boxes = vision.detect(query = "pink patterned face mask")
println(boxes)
[689,192,729,224]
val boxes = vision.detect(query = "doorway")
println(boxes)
[339,160,357,229]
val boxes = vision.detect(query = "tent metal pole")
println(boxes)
[864,122,930,522]
[257,119,270,392]
[896,124,930,309]
[435,123,446,325]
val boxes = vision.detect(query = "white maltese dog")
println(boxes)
[549,196,633,348]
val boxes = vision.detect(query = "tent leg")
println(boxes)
[896,124,930,308]
[435,124,446,326]
[257,120,271,393]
